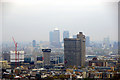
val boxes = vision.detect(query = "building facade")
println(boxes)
[42,49,51,66]
[10,51,24,68]
[10,51,24,63]
[64,32,86,67]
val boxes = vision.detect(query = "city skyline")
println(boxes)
[0,0,120,79]
[1,29,118,43]
[1,0,118,42]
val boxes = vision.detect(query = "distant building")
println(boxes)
[37,56,43,61]
[0,61,11,69]
[2,51,10,62]
[103,37,110,48]
[49,28,61,48]
[113,41,118,49]
[49,31,53,43]
[63,31,69,42]
[64,32,86,67]
[50,55,64,65]
[73,35,77,38]
[32,40,36,47]
[89,57,108,67]
[36,56,43,68]
[86,36,90,47]
[24,57,31,63]
[42,49,51,66]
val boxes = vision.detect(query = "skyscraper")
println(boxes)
[32,40,36,47]
[64,32,86,67]
[63,31,69,42]
[49,28,61,48]
[49,31,53,43]
[86,36,90,47]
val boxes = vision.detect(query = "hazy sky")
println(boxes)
[1,0,119,42]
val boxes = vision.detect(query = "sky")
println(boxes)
[1,0,119,42]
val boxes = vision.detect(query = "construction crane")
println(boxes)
[12,37,19,68]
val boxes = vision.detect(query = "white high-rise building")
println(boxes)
[10,51,24,62]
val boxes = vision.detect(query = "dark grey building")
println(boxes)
[63,31,69,41]
[64,32,86,67]
[49,28,61,48]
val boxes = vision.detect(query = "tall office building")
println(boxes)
[49,28,61,48]
[42,49,51,66]
[32,40,36,47]
[64,32,86,67]
[63,31,69,41]
[49,31,53,43]
[86,36,90,47]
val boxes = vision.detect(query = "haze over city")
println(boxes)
[0,0,120,79]
[1,0,119,42]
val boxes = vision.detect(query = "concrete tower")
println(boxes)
[64,32,86,67]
